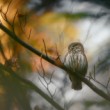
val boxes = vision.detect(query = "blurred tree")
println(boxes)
[77,0,110,9]
[30,0,62,12]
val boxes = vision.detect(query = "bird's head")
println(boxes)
[68,42,84,53]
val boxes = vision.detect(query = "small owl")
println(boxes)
[64,42,88,90]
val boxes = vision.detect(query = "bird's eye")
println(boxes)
[71,46,74,49]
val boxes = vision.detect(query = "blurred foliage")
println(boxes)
[30,0,62,12]
[57,12,107,20]
[0,64,31,110]
[78,0,110,9]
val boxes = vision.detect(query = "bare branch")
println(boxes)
[38,57,56,98]
[106,78,110,95]
[0,41,7,61]
[87,75,107,89]
[28,29,32,40]
[0,63,64,110]
[42,39,48,57]
[18,12,27,34]
[12,10,18,33]
[87,66,110,96]
[0,1,12,26]
[93,65,96,80]
[5,0,13,15]
[0,9,11,26]
[55,44,61,60]
[55,44,59,57]
[38,71,55,98]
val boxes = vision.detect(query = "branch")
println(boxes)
[0,64,64,110]
[0,23,110,102]
[38,58,56,98]
[0,23,56,66]
[77,73,110,101]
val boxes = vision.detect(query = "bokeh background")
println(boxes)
[0,0,110,110]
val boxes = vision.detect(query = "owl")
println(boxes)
[64,42,88,90]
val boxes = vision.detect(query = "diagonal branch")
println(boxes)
[0,23,110,102]
[0,23,56,66]
[0,64,64,110]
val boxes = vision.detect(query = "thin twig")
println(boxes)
[106,78,110,95]
[40,56,46,76]
[0,1,13,26]
[18,13,27,34]
[87,67,110,95]
[87,75,107,89]
[12,10,18,33]
[40,57,56,98]
[55,44,61,60]
[42,39,48,57]
[0,10,11,26]
[37,63,55,98]
[5,0,13,15]
[0,41,7,61]
[18,14,25,34]
[28,29,32,39]
[93,65,96,80]
[0,64,64,110]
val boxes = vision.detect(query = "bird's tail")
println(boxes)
[69,75,82,90]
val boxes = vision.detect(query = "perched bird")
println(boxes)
[64,42,88,90]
